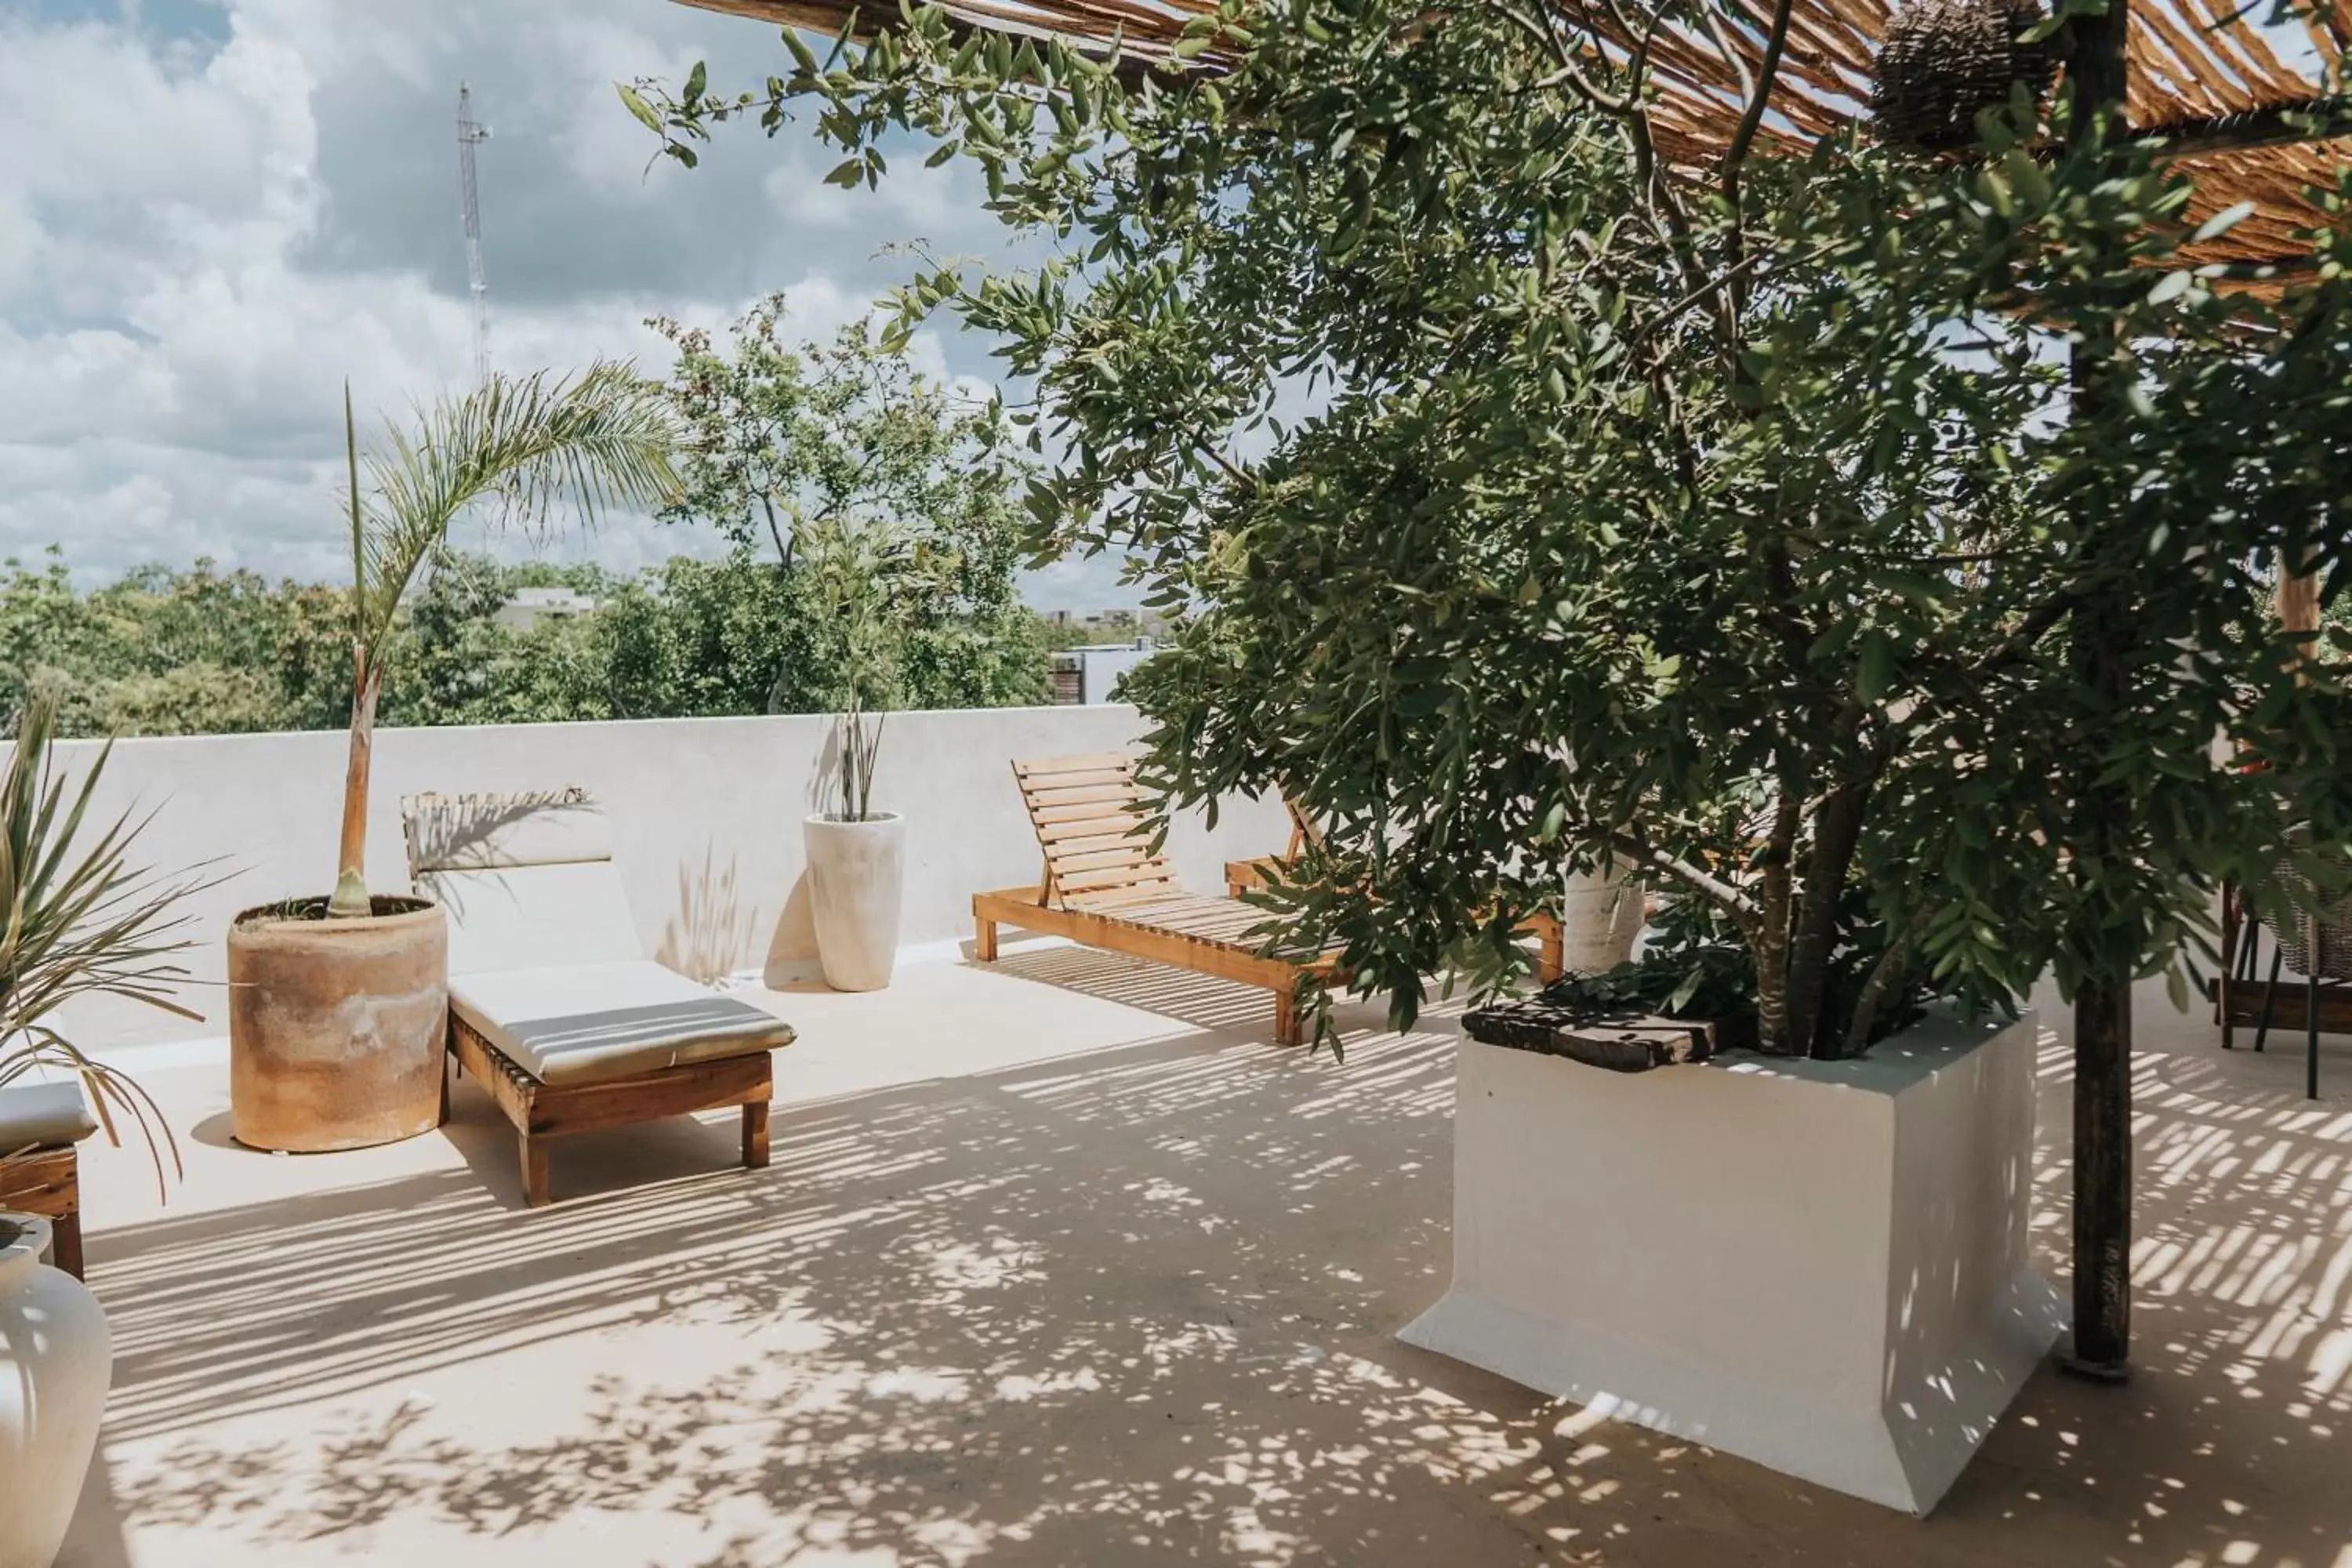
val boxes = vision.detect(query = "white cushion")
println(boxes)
[449,960,794,1086]
[0,1080,100,1150]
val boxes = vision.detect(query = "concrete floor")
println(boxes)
[49,939,2352,1567]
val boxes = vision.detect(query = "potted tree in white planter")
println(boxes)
[633,0,2352,1512]
[227,367,675,1152]
[2,686,203,1568]
[800,515,913,992]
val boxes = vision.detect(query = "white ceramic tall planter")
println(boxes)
[1558,866,1646,975]
[1,1214,112,1568]
[804,812,906,992]
[1400,1008,2063,1515]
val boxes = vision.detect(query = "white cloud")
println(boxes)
[0,0,1134,606]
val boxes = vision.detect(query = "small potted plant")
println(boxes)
[2,685,201,1568]
[227,368,675,1152]
[800,516,911,992]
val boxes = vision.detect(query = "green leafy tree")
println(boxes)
[2,552,352,737]
[649,297,1048,712]
[633,2,2352,1055]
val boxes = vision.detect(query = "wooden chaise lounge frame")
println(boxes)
[1224,802,1569,985]
[404,789,789,1207]
[973,754,1340,1045]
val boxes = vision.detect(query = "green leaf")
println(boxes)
[2190,201,2254,243]
[1856,630,1895,704]
[1666,967,1703,1014]
[616,83,662,133]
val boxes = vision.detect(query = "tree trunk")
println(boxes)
[1784,776,1871,1057]
[1751,788,1802,1053]
[327,647,381,919]
[2068,971,2133,1376]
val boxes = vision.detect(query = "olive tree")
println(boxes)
[633,0,2352,1055]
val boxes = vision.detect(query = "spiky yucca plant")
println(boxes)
[327,365,679,916]
[2,688,212,1192]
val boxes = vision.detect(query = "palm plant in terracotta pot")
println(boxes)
[227,366,677,1152]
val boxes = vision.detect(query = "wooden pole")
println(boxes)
[2060,0,2135,1385]
[2278,557,2322,648]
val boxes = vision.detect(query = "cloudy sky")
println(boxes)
[0,0,1120,605]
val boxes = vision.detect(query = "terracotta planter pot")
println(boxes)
[0,1213,111,1568]
[804,812,905,992]
[227,896,448,1152]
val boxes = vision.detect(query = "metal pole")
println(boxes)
[2060,0,2135,1385]
[458,83,493,385]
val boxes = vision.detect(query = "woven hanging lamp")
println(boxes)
[1871,0,2058,153]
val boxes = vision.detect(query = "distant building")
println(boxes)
[1051,639,1157,705]
[495,586,599,632]
[1040,606,1152,636]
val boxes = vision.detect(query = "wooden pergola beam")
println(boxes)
[2133,93,2352,156]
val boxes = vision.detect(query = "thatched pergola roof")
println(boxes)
[676,0,2350,271]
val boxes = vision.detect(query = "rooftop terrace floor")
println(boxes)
[53,940,2352,1567]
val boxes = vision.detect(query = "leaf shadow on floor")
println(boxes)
[64,957,2352,1567]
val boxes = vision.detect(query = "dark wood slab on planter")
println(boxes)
[1462,998,1716,1073]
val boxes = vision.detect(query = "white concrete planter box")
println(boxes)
[1399,1007,2062,1515]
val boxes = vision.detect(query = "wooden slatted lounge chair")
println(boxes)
[972,754,1341,1046]
[0,1081,98,1278]
[1223,800,1569,984]
[402,789,794,1207]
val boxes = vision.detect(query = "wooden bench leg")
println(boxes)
[52,1207,85,1281]
[519,1134,552,1208]
[742,1100,771,1170]
[1537,917,1565,986]
[975,913,998,963]
[1274,988,1301,1047]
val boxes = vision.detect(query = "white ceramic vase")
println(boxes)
[1558,865,1646,975]
[1,1213,112,1568]
[804,811,906,992]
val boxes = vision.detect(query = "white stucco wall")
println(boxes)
[31,706,1289,1056]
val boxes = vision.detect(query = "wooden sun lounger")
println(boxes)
[972,754,1340,1046]
[405,789,791,1207]
[0,1082,98,1278]
[1222,803,1568,985]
